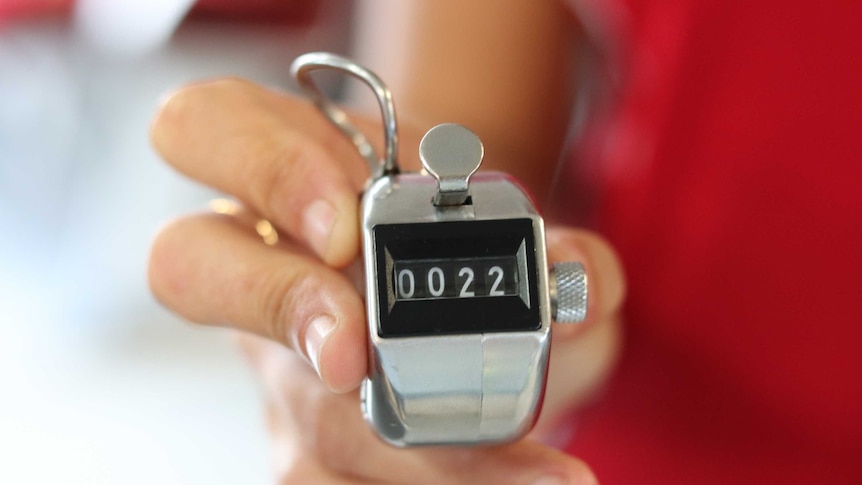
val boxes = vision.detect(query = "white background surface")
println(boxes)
[0,4,350,483]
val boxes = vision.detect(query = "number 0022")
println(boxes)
[393,258,517,301]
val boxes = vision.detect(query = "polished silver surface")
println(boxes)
[290,52,588,447]
[550,262,588,323]
[419,123,484,206]
[290,52,400,178]
[361,172,552,446]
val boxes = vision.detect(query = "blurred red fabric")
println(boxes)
[0,0,72,22]
[0,0,315,25]
[564,0,862,483]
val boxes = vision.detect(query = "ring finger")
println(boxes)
[148,209,367,393]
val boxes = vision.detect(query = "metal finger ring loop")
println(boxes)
[290,52,400,180]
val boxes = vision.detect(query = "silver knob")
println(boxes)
[419,123,484,206]
[550,262,588,323]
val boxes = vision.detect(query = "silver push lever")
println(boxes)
[419,123,484,207]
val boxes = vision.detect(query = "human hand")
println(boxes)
[148,79,624,484]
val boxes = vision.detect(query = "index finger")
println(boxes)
[150,78,366,267]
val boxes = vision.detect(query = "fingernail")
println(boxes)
[304,315,337,377]
[303,199,336,258]
[532,475,570,485]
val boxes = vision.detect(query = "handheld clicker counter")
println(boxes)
[292,53,587,446]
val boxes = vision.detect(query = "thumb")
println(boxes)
[546,226,626,328]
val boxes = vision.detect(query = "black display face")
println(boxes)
[374,219,540,337]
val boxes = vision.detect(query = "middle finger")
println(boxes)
[150,78,365,268]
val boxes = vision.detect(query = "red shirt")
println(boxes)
[564,0,862,483]
[9,1,858,482]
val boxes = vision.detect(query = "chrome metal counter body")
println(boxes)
[291,52,588,448]
[360,173,552,446]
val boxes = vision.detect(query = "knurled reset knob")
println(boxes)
[550,262,588,323]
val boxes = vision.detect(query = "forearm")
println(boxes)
[351,0,581,206]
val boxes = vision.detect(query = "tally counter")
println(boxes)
[291,52,588,447]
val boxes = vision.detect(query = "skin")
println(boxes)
[148,1,626,483]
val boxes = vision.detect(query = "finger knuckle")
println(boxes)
[253,131,323,230]
[256,263,320,349]
[150,77,256,152]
